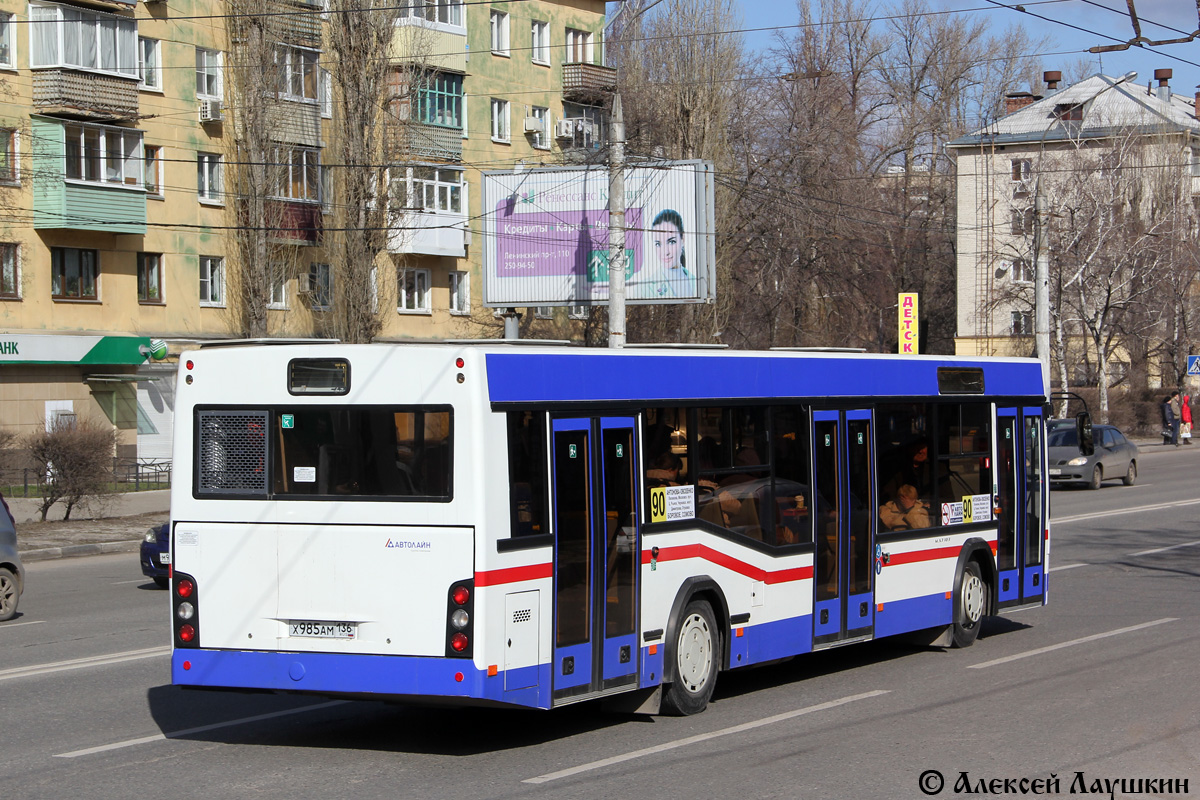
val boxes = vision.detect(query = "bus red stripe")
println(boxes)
[641,544,813,583]
[476,563,553,587]
[886,545,971,566]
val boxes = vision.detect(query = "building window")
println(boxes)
[0,128,16,184]
[490,98,509,142]
[197,152,222,202]
[394,166,463,212]
[29,3,138,78]
[565,28,594,64]
[561,102,606,148]
[490,10,509,55]
[1192,147,1200,178]
[320,68,332,117]
[398,268,431,313]
[144,145,162,196]
[308,262,331,309]
[278,45,318,102]
[63,123,143,186]
[0,13,14,69]
[531,20,549,64]
[449,270,469,314]
[1011,311,1032,335]
[138,37,160,90]
[195,48,222,99]
[534,306,553,320]
[399,0,463,27]
[568,304,588,320]
[1012,257,1033,283]
[416,71,464,129]
[137,252,163,304]
[1010,159,1031,182]
[199,255,224,306]
[1054,103,1083,122]
[269,267,288,310]
[51,247,97,300]
[0,243,18,299]
[1010,207,1033,236]
[271,147,320,203]
[530,106,549,149]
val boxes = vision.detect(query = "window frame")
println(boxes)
[63,122,143,187]
[270,146,321,204]
[268,266,289,310]
[0,127,17,184]
[50,246,98,301]
[0,12,15,70]
[197,152,222,204]
[308,262,331,310]
[137,252,164,304]
[29,3,139,79]
[195,47,222,100]
[199,255,225,307]
[138,36,161,91]
[490,97,510,143]
[531,20,549,65]
[397,0,465,31]
[530,105,550,149]
[1011,310,1032,335]
[398,267,431,314]
[490,10,510,55]
[416,71,464,129]
[564,28,594,64]
[143,144,162,197]
[448,270,469,315]
[0,242,19,299]
[278,44,319,103]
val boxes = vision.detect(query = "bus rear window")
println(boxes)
[272,406,451,499]
[289,359,350,395]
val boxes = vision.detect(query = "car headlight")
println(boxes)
[144,528,159,544]
[1066,456,1088,466]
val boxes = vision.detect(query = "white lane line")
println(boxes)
[1054,498,1200,525]
[112,579,150,585]
[55,700,349,758]
[0,620,46,629]
[1129,540,1200,557]
[1049,563,1087,572]
[968,618,1177,670]
[0,646,170,682]
[523,690,889,785]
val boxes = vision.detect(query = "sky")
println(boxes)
[726,0,1200,111]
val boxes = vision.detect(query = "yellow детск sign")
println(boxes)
[899,293,919,354]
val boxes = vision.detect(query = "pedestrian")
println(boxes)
[1182,393,1193,445]
[1170,390,1182,447]
[1161,395,1175,445]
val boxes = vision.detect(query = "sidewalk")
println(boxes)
[11,489,170,562]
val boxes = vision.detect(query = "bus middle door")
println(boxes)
[996,408,1047,608]
[549,416,640,703]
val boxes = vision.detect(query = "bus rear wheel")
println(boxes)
[662,599,718,715]
[951,561,986,648]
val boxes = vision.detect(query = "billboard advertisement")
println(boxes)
[481,161,715,307]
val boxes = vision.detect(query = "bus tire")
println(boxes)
[662,599,718,715]
[951,561,986,648]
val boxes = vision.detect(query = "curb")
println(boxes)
[19,540,142,562]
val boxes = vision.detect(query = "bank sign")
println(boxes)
[481,161,716,306]
[0,334,152,365]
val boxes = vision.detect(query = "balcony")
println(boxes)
[268,200,323,245]
[387,209,467,258]
[386,121,462,162]
[33,69,139,121]
[562,62,617,104]
[390,20,467,73]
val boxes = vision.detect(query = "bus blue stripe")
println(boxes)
[485,353,1043,404]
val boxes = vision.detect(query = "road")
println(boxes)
[2,448,1198,800]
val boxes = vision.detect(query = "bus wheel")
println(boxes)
[951,562,986,648]
[663,599,718,715]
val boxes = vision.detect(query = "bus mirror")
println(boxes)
[1076,412,1094,456]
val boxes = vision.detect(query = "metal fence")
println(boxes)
[9,458,172,498]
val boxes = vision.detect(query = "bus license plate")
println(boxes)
[290,621,356,640]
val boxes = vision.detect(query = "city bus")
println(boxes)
[168,343,1049,715]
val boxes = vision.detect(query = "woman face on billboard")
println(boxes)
[651,209,685,271]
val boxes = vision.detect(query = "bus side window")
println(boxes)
[507,411,549,538]
[772,406,812,545]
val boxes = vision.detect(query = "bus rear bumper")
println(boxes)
[172,649,550,708]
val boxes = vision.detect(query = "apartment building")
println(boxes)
[0,0,610,460]
[948,69,1200,368]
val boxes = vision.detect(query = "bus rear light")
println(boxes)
[450,633,468,652]
[450,609,469,629]
[455,357,464,368]
[452,586,470,606]
[179,624,196,643]
[177,602,195,621]
[446,580,474,658]
[186,360,194,370]
[173,572,200,648]
[177,578,195,599]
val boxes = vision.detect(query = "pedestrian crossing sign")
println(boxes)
[1189,356,1200,376]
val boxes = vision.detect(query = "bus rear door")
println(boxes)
[549,417,640,702]
[996,408,1047,608]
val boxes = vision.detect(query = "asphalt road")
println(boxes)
[2,447,1198,800]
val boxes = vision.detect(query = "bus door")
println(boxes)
[811,409,876,646]
[995,408,1047,607]
[549,416,640,702]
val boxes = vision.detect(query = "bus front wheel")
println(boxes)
[951,561,986,648]
[662,599,719,715]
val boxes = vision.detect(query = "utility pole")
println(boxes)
[607,92,627,349]
[1034,189,1051,392]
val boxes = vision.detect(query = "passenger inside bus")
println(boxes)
[879,484,931,531]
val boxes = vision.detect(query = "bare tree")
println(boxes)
[24,417,117,521]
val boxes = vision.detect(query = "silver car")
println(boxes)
[1047,424,1138,489]
[0,494,22,621]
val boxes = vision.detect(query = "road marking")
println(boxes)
[112,579,151,585]
[0,646,170,682]
[522,690,888,784]
[1054,498,1200,525]
[968,618,1176,670]
[1049,563,1087,572]
[55,700,349,758]
[1129,540,1200,557]
[0,620,46,629]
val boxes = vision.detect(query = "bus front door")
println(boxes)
[996,408,1047,608]
[812,409,876,647]
[550,417,640,702]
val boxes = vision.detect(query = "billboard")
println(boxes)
[481,161,715,306]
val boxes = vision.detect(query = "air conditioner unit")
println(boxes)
[554,119,574,139]
[524,116,544,133]
[296,272,313,295]
[199,99,223,123]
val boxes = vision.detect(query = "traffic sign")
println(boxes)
[1188,355,1200,376]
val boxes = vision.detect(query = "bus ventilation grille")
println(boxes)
[196,410,270,496]
[513,609,532,624]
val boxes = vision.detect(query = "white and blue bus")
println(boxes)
[168,343,1049,715]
